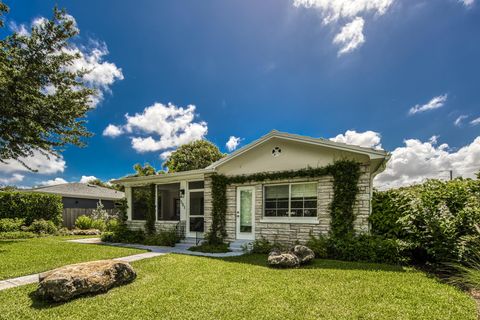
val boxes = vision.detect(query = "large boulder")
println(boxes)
[36,260,136,302]
[267,250,300,268]
[291,245,315,264]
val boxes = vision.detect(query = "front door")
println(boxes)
[236,186,255,240]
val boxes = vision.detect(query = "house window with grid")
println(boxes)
[264,183,317,218]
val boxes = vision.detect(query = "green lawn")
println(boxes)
[0,236,146,280]
[0,254,475,320]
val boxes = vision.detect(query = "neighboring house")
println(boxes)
[113,130,390,244]
[28,183,125,227]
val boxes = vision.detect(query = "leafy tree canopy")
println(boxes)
[132,162,159,177]
[164,140,225,173]
[0,4,96,170]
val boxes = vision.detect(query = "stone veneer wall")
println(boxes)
[204,164,371,244]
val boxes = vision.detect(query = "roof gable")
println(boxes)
[208,130,389,173]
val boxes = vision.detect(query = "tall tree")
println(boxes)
[164,140,225,173]
[132,162,158,177]
[0,4,96,170]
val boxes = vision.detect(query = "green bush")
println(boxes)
[106,218,120,232]
[144,229,180,247]
[75,215,94,230]
[101,226,145,244]
[0,218,25,232]
[91,219,106,232]
[326,234,405,265]
[189,242,230,253]
[305,234,328,259]
[250,237,289,254]
[371,179,480,264]
[0,231,37,239]
[27,219,58,234]
[0,191,63,225]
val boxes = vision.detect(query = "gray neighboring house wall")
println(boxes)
[113,130,390,244]
[27,183,125,227]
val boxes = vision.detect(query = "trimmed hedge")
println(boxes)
[370,178,480,264]
[0,191,63,226]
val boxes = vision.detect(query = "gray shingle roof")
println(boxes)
[28,183,125,200]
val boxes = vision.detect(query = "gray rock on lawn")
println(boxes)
[36,260,136,302]
[267,250,300,268]
[291,245,315,264]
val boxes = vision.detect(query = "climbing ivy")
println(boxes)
[205,160,361,244]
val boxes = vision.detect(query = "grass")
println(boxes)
[0,254,475,319]
[0,236,146,280]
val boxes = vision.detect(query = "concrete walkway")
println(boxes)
[68,238,246,258]
[0,238,244,292]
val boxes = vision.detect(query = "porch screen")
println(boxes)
[131,186,151,220]
[157,183,181,221]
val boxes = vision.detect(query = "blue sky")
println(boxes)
[1,0,479,189]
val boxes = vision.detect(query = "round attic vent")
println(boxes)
[272,146,282,157]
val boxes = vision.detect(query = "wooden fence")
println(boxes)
[62,208,118,228]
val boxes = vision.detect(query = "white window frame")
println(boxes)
[262,181,319,224]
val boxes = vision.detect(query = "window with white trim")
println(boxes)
[264,183,317,218]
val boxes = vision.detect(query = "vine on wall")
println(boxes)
[206,160,361,244]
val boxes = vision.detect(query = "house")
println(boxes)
[28,183,125,227]
[113,130,390,244]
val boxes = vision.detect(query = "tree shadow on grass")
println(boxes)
[216,254,406,273]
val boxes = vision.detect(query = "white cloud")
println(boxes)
[103,124,123,137]
[160,150,173,160]
[79,175,98,183]
[470,117,480,126]
[454,115,468,127]
[408,94,448,115]
[429,135,439,145]
[460,0,475,7]
[62,43,124,107]
[293,0,394,55]
[40,177,68,186]
[375,136,480,189]
[10,15,123,108]
[226,136,242,152]
[0,174,25,185]
[330,130,382,149]
[105,102,208,153]
[333,17,365,55]
[0,150,66,174]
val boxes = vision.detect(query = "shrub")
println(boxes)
[327,234,405,265]
[101,226,145,244]
[305,233,328,259]
[28,219,58,234]
[75,215,94,230]
[189,242,230,253]
[106,218,120,232]
[0,191,63,225]
[144,228,180,247]
[0,231,37,239]
[101,231,115,242]
[91,200,109,221]
[371,179,480,264]
[91,219,106,232]
[0,218,25,232]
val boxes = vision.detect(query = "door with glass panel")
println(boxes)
[236,186,255,240]
[187,181,205,237]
